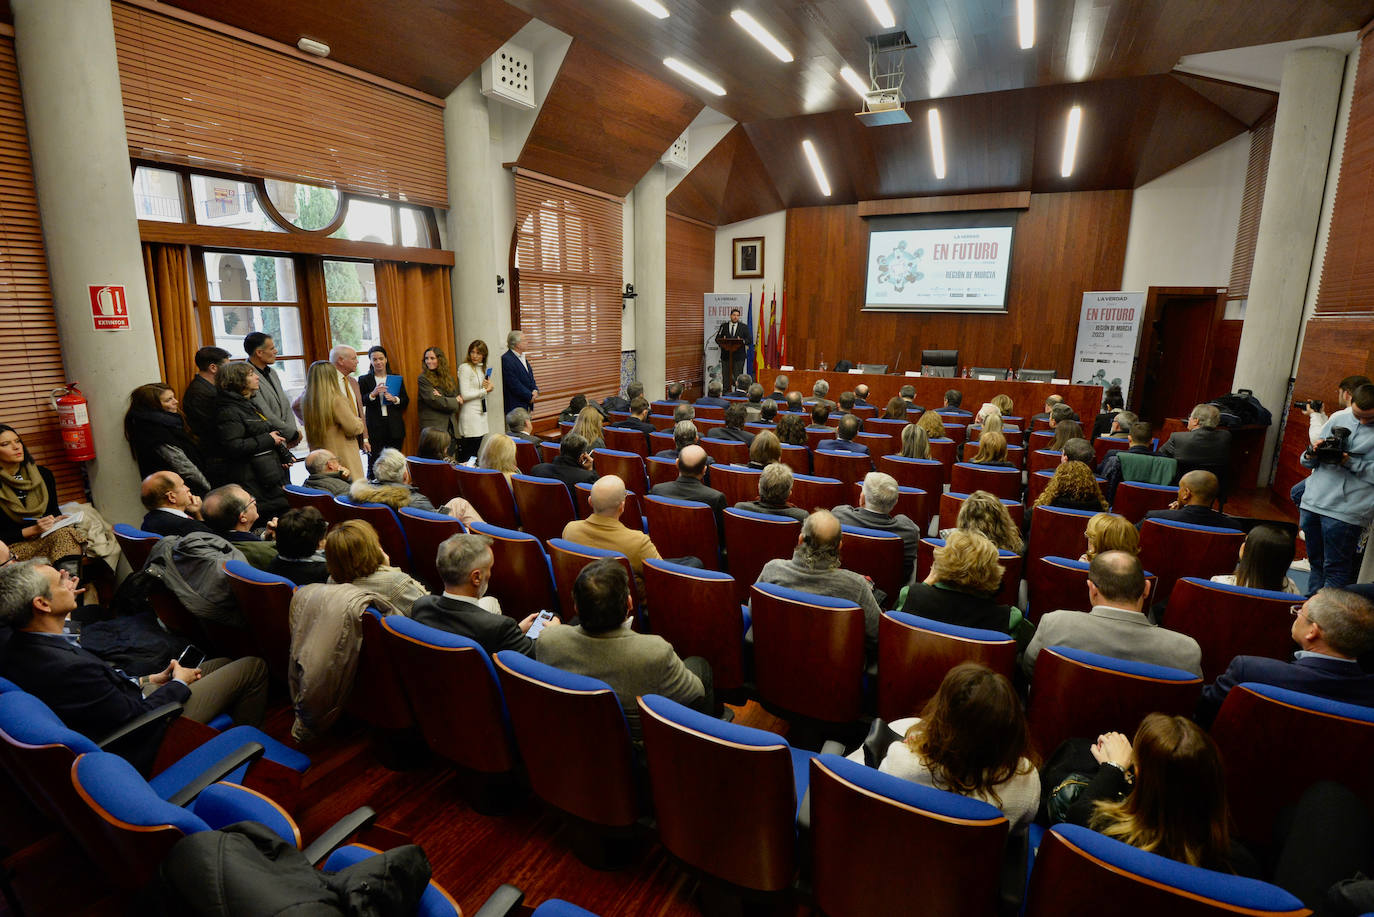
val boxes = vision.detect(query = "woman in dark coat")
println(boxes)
[215,361,290,519]
[123,383,211,494]
[357,345,409,477]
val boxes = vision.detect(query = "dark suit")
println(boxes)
[602,395,631,414]
[711,426,755,445]
[181,374,219,446]
[609,417,654,452]
[717,320,749,381]
[734,500,808,522]
[831,504,920,582]
[2,631,190,773]
[1160,426,1232,467]
[1197,653,1374,727]
[531,456,598,499]
[501,348,539,413]
[141,509,215,537]
[695,396,728,408]
[409,594,536,657]
[267,555,329,585]
[818,438,869,455]
[508,430,541,445]
[1141,504,1243,531]
[650,476,728,530]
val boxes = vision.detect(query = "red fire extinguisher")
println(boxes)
[50,383,96,462]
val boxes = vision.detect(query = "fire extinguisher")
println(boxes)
[50,383,96,462]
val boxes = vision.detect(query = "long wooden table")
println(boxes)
[774,369,1103,426]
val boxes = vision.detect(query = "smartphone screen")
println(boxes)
[527,611,554,640]
[177,645,205,669]
[485,367,493,379]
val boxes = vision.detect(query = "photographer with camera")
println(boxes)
[1299,383,1374,593]
[1292,375,1370,509]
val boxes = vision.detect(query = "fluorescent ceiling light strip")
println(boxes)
[1018,0,1035,49]
[866,0,896,29]
[928,109,946,180]
[664,57,726,96]
[731,10,793,62]
[628,0,670,19]
[840,66,869,97]
[1061,105,1082,177]
[802,139,832,196]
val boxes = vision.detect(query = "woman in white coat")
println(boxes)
[456,338,494,463]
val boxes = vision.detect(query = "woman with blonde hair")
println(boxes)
[1080,512,1139,562]
[417,346,461,455]
[974,403,1002,428]
[478,433,519,484]
[1035,461,1109,511]
[971,411,1004,442]
[324,519,428,616]
[884,396,908,420]
[302,359,367,482]
[942,489,1023,554]
[971,431,1014,468]
[899,423,931,460]
[570,405,605,451]
[456,339,494,464]
[898,530,1025,637]
[991,393,1015,417]
[915,409,948,442]
[748,430,782,469]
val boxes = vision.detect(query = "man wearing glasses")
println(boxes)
[1196,588,1374,726]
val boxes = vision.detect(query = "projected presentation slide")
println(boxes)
[864,226,1014,312]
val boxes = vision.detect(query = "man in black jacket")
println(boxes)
[608,397,656,451]
[140,471,215,536]
[602,381,643,415]
[409,533,557,655]
[531,433,598,498]
[1159,403,1233,468]
[1140,470,1243,531]
[649,445,727,530]
[181,345,229,448]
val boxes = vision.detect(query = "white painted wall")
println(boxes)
[713,210,787,297]
[1119,132,1251,293]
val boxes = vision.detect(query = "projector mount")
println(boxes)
[857,30,916,126]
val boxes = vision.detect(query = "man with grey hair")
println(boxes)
[562,475,664,597]
[744,382,767,422]
[655,420,708,462]
[854,383,871,407]
[650,444,726,529]
[505,407,539,444]
[244,331,300,447]
[1107,409,1138,437]
[773,374,789,398]
[732,373,752,398]
[785,391,804,414]
[672,403,696,424]
[410,533,551,655]
[832,471,920,582]
[502,329,539,413]
[809,379,835,411]
[302,449,351,495]
[1197,587,1374,725]
[697,379,728,408]
[735,463,808,521]
[1160,402,1232,468]
[754,509,882,656]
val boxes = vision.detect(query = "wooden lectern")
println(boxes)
[716,333,745,381]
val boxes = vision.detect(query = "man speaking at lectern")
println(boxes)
[717,308,749,384]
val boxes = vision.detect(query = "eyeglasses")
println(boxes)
[1290,604,1305,618]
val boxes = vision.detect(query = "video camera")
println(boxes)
[1294,399,1324,413]
[1312,426,1350,464]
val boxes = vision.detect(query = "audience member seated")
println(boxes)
[1023,552,1201,677]
[747,430,781,469]
[732,373,753,398]
[900,384,922,411]
[215,361,290,519]
[775,413,807,447]
[1031,394,1070,426]
[664,381,687,405]
[832,472,920,582]
[477,433,519,487]
[649,445,727,529]
[754,509,882,655]
[352,448,438,513]
[1104,409,1138,439]
[1159,403,1232,467]
[570,405,606,452]
[1090,385,1125,439]
[735,463,808,522]
[696,379,728,408]
[201,484,277,569]
[1079,512,1138,563]
[267,507,330,585]
[810,379,836,410]
[836,392,864,429]
[124,383,210,495]
[714,403,755,445]
[915,409,948,442]
[608,397,656,437]
[537,559,708,741]
[139,471,214,537]
[1062,437,1096,467]
[883,396,908,420]
[1211,524,1298,594]
[0,561,268,774]
[898,531,1027,641]
[0,424,87,564]
[847,663,1039,834]
[899,423,931,460]
[969,431,1014,468]
[672,403,695,424]
[558,393,591,424]
[1196,588,1374,726]
[785,391,804,414]
[970,410,1003,441]
[1034,459,1109,512]
[655,421,700,461]
[991,394,1015,417]
[602,381,642,415]
[1098,421,1154,502]
[533,433,598,498]
[939,490,1024,555]
[1139,471,1240,530]
[505,407,540,445]
[807,403,833,433]
[410,532,541,655]
[302,449,353,495]
[325,520,428,616]
[938,389,964,414]
[759,398,778,424]
[1050,401,1079,425]
[772,374,789,400]
[744,384,767,422]
[818,414,868,454]
[1048,419,1086,452]
[562,476,666,596]
[853,383,872,407]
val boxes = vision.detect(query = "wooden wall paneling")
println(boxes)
[856,192,1032,217]
[665,215,714,392]
[716,129,786,226]
[1313,31,1374,315]
[744,110,867,209]
[1203,319,1244,403]
[781,191,1132,378]
[1171,73,1279,129]
[516,41,704,199]
[665,127,740,225]
[1130,75,1250,186]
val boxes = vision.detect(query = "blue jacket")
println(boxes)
[1300,415,1374,526]
[1197,652,1374,726]
[818,439,869,455]
[501,349,538,413]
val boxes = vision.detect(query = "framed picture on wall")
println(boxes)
[732,236,765,279]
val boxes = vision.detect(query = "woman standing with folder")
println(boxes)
[359,345,409,478]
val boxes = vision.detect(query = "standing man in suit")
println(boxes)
[410,533,557,656]
[1159,403,1232,467]
[649,445,727,531]
[1196,588,1374,725]
[139,471,214,536]
[717,308,749,384]
[244,332,300,448]
[502,330,539,414]
[1022,552,1202,677]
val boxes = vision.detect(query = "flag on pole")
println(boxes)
[766,288,779,367]
[756,284,768,375]
[744,286,756,382]
[778,286,788,367]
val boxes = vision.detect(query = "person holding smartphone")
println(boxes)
[456,339,494,464]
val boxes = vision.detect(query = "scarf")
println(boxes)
[0,460,49,523]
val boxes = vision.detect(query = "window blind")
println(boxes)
[666,214,714,392]
[1228,113,1274,301]
[0,35,83,502]
[1315,33,1374,314]
[112,3,448,209]
[514,174,623,426]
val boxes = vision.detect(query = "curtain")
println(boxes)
[376,261,455,457]
[142,242,197,398]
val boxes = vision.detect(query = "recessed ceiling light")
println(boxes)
[928,109,946,180]
[1018,0,1035,49]
[802,139,832,197]
[664,57,726,96]
[731,10,793,63]
[628,0,670,19]
[1061,105,1082,177]
[866,0,896,30]
[840,66,869,98]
